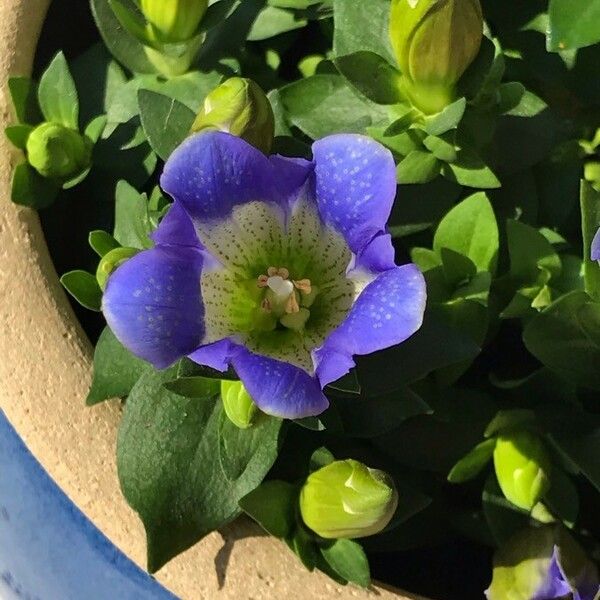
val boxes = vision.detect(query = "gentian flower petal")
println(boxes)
[188,338,237,373]
[315,264,426,386]
[160,131,312,222]
[312,134,397,256]
[230,347,329,419]
[102,246,204,369]
[592,227,600,261]
[151,201,201,248]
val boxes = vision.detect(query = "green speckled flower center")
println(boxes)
[199,200,367,372]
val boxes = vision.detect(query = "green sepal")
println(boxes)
[60,270,103,311]
[163,376,220,399]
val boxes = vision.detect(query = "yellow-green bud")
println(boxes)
[141,0,208,43]
[96,247,140,290]
[221,380,257,429]
[389,0,483,114]
[191,78,275,154]
[26,122,92,180]
[299,459,398,539]
[493,430,552,512]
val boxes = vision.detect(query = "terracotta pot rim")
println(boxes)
[0,3,429,599]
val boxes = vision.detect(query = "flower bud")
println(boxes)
[493,430,552,511]
[26,122,92,180]
[141,0,208,43]
[299,459,398,539]
[389,0,483,114]
[96,247,140,290]
[221,380,257,429]
[191,78,275,154]
[486,526,599,600]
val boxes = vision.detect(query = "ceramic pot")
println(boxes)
[0,2,427,599]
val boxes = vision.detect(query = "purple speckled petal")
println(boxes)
[351,232,397,274]
[102,246,204,369]
[160,131,311,223]
[592,228,600,262]
[231,347,329,419]
[312,134,397,256]
[315,264,427,386]
[188,338,237,372]
[151,201,200,248]
[555,545,600,600]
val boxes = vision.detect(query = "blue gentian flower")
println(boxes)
[102,132,426,419]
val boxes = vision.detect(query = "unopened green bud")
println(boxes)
[493,430,552,511]
[141,0,208,43]
[299,459,398,539]
[389,0,483,114]
[191,78,275,154]
[221,380,257,429]
[96,247,139,290]
[26,122,92,180]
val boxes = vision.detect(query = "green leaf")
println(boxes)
[320,540,371,588]
[11,162,58,209]
[550,427,600,493]
[113,180,154,249]
[333,0,395,64]
[506,219,561,283]
[356,310,480,393]
[543,467,579,527]
[279,74,388,140]
[335,51,402,105]
[5,124,33,150]
[37,52,79,129]
[138,90,196,161]
[396,151,440,184]
[548,0,600,51]
[248,6,307,40]
[88,230,120,257]
[118,367,282,572]
[411,247,442,272]
[423,133,457,163]
[424,98,466,136]
[335,388,431,438]
[443,155,501,189]
[91,0,154,75]
[60,270,102,312]
[288,526,318,571]
[447,438,496,483]
[580,181,600,302]
[441,248,477,288]
[8,77,42,124]
[239,480,298,538]
[434,192,499,274]
[84,115,108,143]
[484,409,537,438]
[482,474,529,545]
[163,376,220,399]
[87,326,149,405]
[218,411,282,481]
[523,291,600,390]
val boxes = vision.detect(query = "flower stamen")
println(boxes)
[293,279,312,295]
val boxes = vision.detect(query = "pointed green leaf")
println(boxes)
[11,162,58,209]
[320,540,371,588]
[448,438,496,483]
[60,270,102,311]
[87,326,149,405]
[88,230,120,257]
[8,77,42,124]
[5,124,33,150]
[38,52,79,128]
[396,150,440,184]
